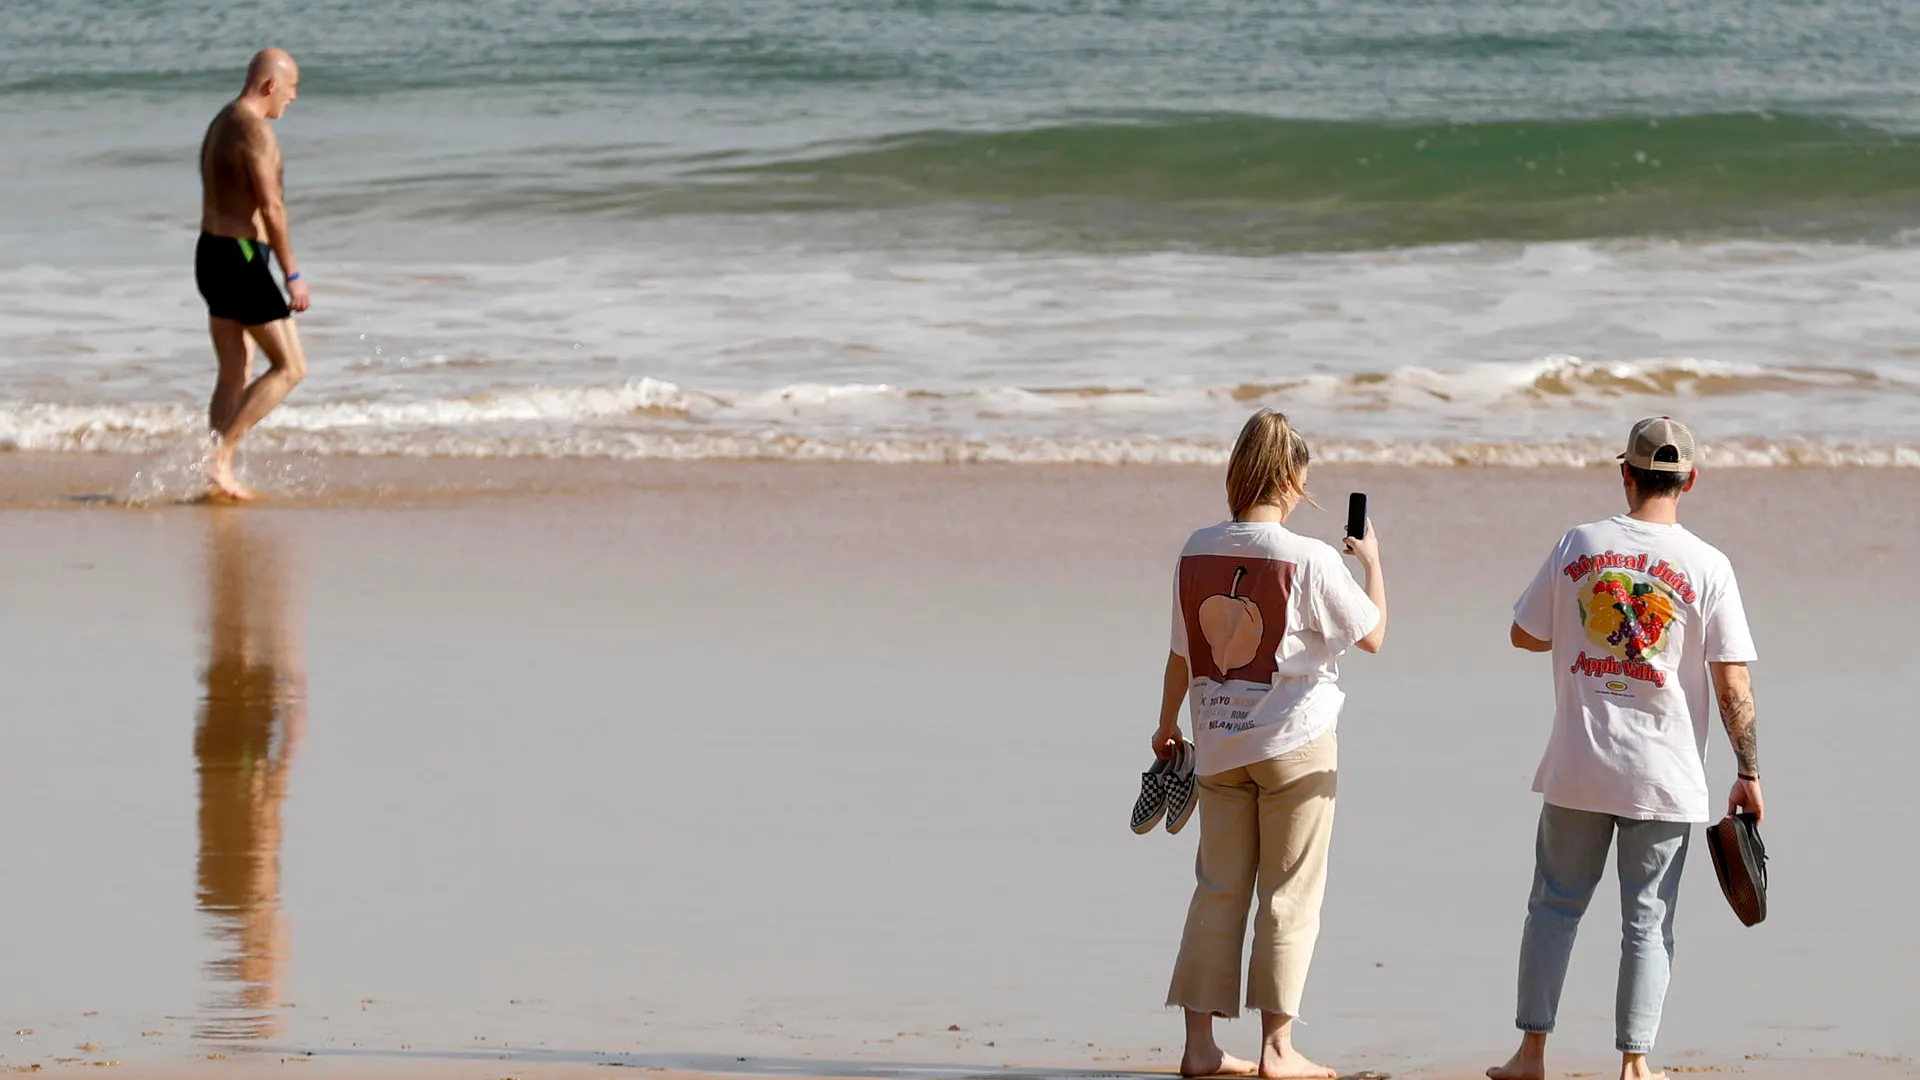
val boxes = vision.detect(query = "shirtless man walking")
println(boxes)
[196,48,309,500]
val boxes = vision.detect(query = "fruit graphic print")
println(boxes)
[1558,549,1702,691]
[1579,570,1683,663]
[1180,554,1293,684]
[1200,566,1264,673]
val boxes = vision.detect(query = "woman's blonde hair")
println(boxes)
[1226,409,1312,520]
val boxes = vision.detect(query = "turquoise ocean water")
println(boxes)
[4,0,1920,463]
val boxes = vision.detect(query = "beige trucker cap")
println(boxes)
[1620,416,1697,473]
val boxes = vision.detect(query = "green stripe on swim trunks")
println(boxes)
[237,238,255,262]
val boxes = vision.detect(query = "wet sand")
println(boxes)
[1,456,1916,1080]
[8,1059,1919,1080]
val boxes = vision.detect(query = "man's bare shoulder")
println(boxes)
[206,103,275,156]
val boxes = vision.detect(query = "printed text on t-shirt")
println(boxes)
[1561,549,1697,604]
[1569,650,1667,688]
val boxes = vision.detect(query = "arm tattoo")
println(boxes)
[1718,688,1759,775]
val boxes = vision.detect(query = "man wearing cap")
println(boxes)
[1487,417,1762,1080]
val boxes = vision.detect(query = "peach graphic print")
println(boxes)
[1180,554,1293,683]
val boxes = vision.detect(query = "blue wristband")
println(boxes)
[286,271,302,283]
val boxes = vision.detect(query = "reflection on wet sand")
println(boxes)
[194,510,305,1040]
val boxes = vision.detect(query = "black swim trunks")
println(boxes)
[194,232,292,326]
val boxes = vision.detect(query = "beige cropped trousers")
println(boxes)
[1166,730,1338,1018]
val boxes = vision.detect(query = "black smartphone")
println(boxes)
[1346,492,1368,540]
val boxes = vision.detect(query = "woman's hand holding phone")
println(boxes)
[1342,492,1380,567]
[1342,526,1380,567]
[1341,493,1388,652]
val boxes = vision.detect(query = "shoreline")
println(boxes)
[6,448,1920,510]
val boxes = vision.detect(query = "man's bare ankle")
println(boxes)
[1619,1052,1665,1080]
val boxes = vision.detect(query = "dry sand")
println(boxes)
[1,455,1915,1080]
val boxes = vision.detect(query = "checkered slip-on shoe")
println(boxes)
[1130,752,1177,834]
[1163,740,1199,834]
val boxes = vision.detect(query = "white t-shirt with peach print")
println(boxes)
[1171,521,1380,777]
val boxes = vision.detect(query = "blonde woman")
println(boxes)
[1154,409,1387,1079]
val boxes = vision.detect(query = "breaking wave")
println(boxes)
[3,357,1915,466]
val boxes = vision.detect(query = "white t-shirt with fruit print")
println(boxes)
[1171,521,1380,776]
[1513,515,1757,824]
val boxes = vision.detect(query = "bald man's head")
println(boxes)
[242,48,300,118]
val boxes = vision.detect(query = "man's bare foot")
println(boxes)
[1489,1032,1548,1080]
[207,475,256,501]
[205,449,255,501]
[1257,1044,1335,1080]
[1180,1049,1258,1077]
[1488,1051,1545,1080]
[1620,1053,1666,1080]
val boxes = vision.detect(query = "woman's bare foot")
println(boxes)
[1179,1007,1257,1078]
[1249,1011,1335,1080]
[1256,1043,1335,1079]
[1180,1049,1257,1077]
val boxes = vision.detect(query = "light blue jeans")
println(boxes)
[1514,801,1692,1054]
